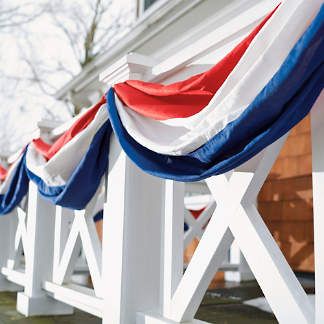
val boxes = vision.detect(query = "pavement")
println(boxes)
[0,277,315,324]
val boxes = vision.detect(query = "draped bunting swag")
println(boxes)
[0,1,323,216]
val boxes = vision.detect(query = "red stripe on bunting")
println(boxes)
[114,5,279,120]
[33,96,106,161]
[0,164,7,181]
[32,138,51,157]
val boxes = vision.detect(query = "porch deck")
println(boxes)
[0,277,314,324]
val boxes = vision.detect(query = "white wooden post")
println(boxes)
[0,214,10,290]
[8,208,27,270]
[100,52,165,324]
[311,91,324,324]
[224,242,254,282]
[1,205,29,288]
[0,210,21,291]
[102,136,165,324]
[16,182,73,316]
[161,180,184,318]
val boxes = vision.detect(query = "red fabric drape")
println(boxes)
[33,96,106,160]
[114,6,278,120]
[0,164,7,181]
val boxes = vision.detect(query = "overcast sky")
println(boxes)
[0,0,135,157]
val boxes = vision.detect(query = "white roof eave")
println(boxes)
[54,0,202,101]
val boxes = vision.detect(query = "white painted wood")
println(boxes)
[152,135,315,324]
[52,213,82,285]
[0,210,21,291]
[137,312,208,324]
[218,137,313,324]
[311,91,324,324]
[44,281,103,318]
[68,0,278,105]
[102,135,165,324]
[100,53,157,84]
[224,241,254,282]
[152,0,280,78]
[230,204,313,323]
[219,137,313,324]
[101,49,167,324]
[161,180,184,317]
[16,209,27,257]
[183,200,215,249]
[53,207,75,282]
[1,267,25,287]
[170,171,260,322]
[169,172,251,322]
[6,210,19,270]
[43,202,105,316]
[0,213,12,283]
[7,207,27,271]
[184,192,253,281]
[75,210,102,297]
[184,193,213,209]
[51,205,102,295]
[17,182,73,316]
[236,255,254,282]
[1,207,27,291]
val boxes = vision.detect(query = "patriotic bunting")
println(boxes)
[113,0,320,155]
[25,103,111,210]
[0,101,111,214]
[0,164,7,182]
[113,4,278,120]
[108,2,324,181]
[0,1,323,216]
[0,152,29,215]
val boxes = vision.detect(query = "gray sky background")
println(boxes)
[0,0,134,157]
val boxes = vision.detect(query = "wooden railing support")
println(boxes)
[311,91,324,324]
[102,136,165,324]
[16,182,73,316]
[0,210,21,291]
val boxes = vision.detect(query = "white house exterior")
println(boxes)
[56,0,272,109]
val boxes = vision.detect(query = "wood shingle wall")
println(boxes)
[258,115,314,272]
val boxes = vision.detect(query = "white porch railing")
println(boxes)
[0,182,73,315]
[0,49,322,324]
[184,189,254,282]
[0,207,25,291]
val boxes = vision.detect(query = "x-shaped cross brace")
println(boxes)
[164,135,314,324]
[52,204,103,298]
[184,200,215,249]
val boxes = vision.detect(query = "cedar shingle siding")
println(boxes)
[258,116,314,272]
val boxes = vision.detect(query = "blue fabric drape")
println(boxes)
[27,121,112,210]
[0,151,29,215]
[107,7,324,182]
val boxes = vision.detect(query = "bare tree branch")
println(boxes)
[0,1,46,29]
[0,0,135,121]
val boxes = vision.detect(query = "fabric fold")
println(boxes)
[114,5,278,120]
[0,2,323,216]
[26,105,111,210]
[114,0,322,155]
[107,5,324,181]
[0,152,29,215]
